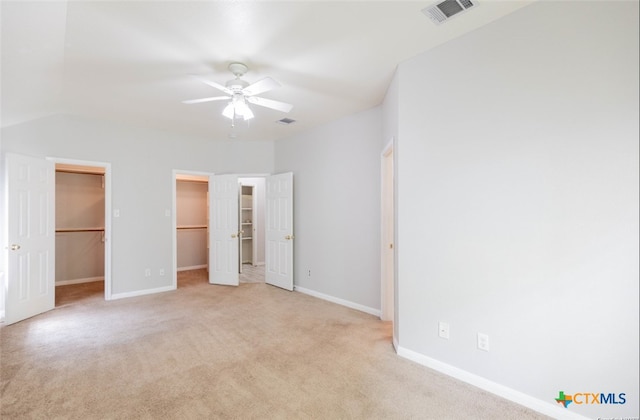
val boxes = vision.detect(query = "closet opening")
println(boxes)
[381,145,394,322]
[54,162,110,306]
[381,141,397,346]
[238,177,266,283]
[175,173,209,288]
[171,173,273,287]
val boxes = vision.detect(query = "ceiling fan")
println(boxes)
[183,63,293,122]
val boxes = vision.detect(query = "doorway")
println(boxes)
[170,172,292,290]
[173,172,211,288]
[53,159,112,304]
[381,142,395,328]
[239,177,266,282]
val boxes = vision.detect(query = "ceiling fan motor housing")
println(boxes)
[228,62,248,77]
[226,78,249,92]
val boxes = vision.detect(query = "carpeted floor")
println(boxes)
[1,269,549,419]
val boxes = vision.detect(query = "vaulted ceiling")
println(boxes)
[1,1,534,141]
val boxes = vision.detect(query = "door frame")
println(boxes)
[381,139,397,341]
[172,169,214,289]
[50,157,113,300]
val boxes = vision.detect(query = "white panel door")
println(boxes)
[265,172,293,291]
[209,175,239,286]
[5,153,55,325]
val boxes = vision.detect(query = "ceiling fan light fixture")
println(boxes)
[234,98,254,120]
[222,102,235,119]
[221,97,254,121]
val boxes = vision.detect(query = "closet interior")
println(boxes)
[238,178,266,273]
[55,164,106,289]
[176,174,209,277]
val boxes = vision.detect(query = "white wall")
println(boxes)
[1,114,274,297]
[392,1,639,418]
[275,107,382,313]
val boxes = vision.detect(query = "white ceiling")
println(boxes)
[1,0,534,141]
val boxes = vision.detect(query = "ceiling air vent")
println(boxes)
[277,118,296,125]
[422,0,477,25]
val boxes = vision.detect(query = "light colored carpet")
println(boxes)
[1,269,549,419]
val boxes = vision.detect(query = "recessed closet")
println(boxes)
[55,164,106,289]
[175,175,209,277]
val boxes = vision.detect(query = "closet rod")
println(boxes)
[176,226,207,230]
[55,228,105,233]
[56,169,105,176]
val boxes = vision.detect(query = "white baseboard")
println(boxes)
[56,276,104,286]
[396,346,589,420]
[294,286,381,317]
[110,285,175,300]
[177,264,207,272]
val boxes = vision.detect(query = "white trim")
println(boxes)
[294,286,381,317]
[47,157,113,300]
[396,346,590,420]
[110,285,175,300]
[56,277,103,286]
[233,173,271,178]
[177,264,207,272]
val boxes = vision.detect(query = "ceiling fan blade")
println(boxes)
[243,77,281,96]
[247,96,293,113]
[182,96,230,104]
[189,74,232,95]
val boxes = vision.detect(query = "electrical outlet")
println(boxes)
[308,269,311,277]
[145,268,151,277]
[159,268,165,276]
[477,333,490,351]
[438,322,450,339]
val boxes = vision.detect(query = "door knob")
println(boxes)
[231,234,237,238]
[285,235,295,240]
[10,244,21,251]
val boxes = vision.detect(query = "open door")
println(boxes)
[265,172,294,291]
[209,174,239,286]
[4,153,55,324]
